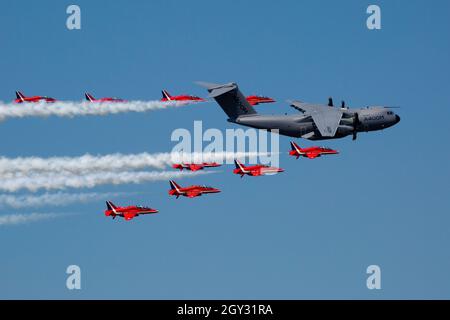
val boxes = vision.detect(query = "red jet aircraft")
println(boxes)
[85,93,125,103]
[14,91,56,103]
[233,159,284,177]
[289,141,339,159]
[172,162,221,172]
[104,201,158,221]
[246,95,275,106]
[168,180,220,198]
[161,90,205,102]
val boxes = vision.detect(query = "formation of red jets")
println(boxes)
[12,90,276,106]
[105,142,338,221]
[13,90,338,221]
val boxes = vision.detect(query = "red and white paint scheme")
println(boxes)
[14,91,56,103]
[172,162,221,172]
[245,95,275,106]
[104,201,158,221]
[168,180,220,198]
[160,90,205,102]
[289,141,339,159]
[233,159,284,177]
[85,93,125,103]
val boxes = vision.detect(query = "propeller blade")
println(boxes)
[328,97,334,107]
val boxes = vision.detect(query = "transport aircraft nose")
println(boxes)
[395,115,401,124]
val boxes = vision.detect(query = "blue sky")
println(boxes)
[0,0,449,299]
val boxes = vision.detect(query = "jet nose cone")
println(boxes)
[395,115,401,124]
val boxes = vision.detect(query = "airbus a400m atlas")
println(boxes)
[197,82,400,141]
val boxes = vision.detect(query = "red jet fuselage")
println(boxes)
[289,141,339,159]
[168,180,220,198]
[85,93,125,103]
[246,95,275,106]
[161,90,205,102]
[172,162,221,172]
[14,91,56,103]
[104,201,158,221]
[233,160,284,177]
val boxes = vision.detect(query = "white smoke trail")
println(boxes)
[0,213,61,226]
[0,192,126,209]
[0,100,187,121]
[0,170,213,192]
[0,151,265,177]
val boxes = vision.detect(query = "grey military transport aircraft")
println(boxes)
[197,82,400,140]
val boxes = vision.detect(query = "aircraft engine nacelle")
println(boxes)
[339,118,354,126]
[335,125,353,136]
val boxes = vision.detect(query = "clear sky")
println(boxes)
[0,0,449,299]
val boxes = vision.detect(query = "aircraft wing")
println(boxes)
[186,191,201,198]
[307,153,320,159]
[123,213,137,221]
[138,211,156,215]
[290,101,343,137]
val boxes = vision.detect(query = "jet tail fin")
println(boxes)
[196,81,257,120]
[15,91,25,101]
[106,201,117,211]
[234,159,246,171]
[169,180,181,192]
[162,90,172,100]
[290,141,301,152]
[85,93,95,102]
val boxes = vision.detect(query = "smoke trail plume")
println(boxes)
[0,192,126,209]
[0,151,265,177]
[0,170,212,192]
[0,100,188,121]
[0,213,60,226]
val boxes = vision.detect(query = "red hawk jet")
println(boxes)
[104,201,158,221]
[85,93,125,103]
[172,162,221,172]
[168,180,220,198]
[14,91,56,103]
[161,89,205,102]
[246,95,275,106]
[289,141,339,159]
[233,159,284,177]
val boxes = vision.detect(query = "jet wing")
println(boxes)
[123,213,137,221]
[189,164,203,171]
[138,211,157,215]
[307,153,320,159]
[290,101,343,137]
[186,191,201,198]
